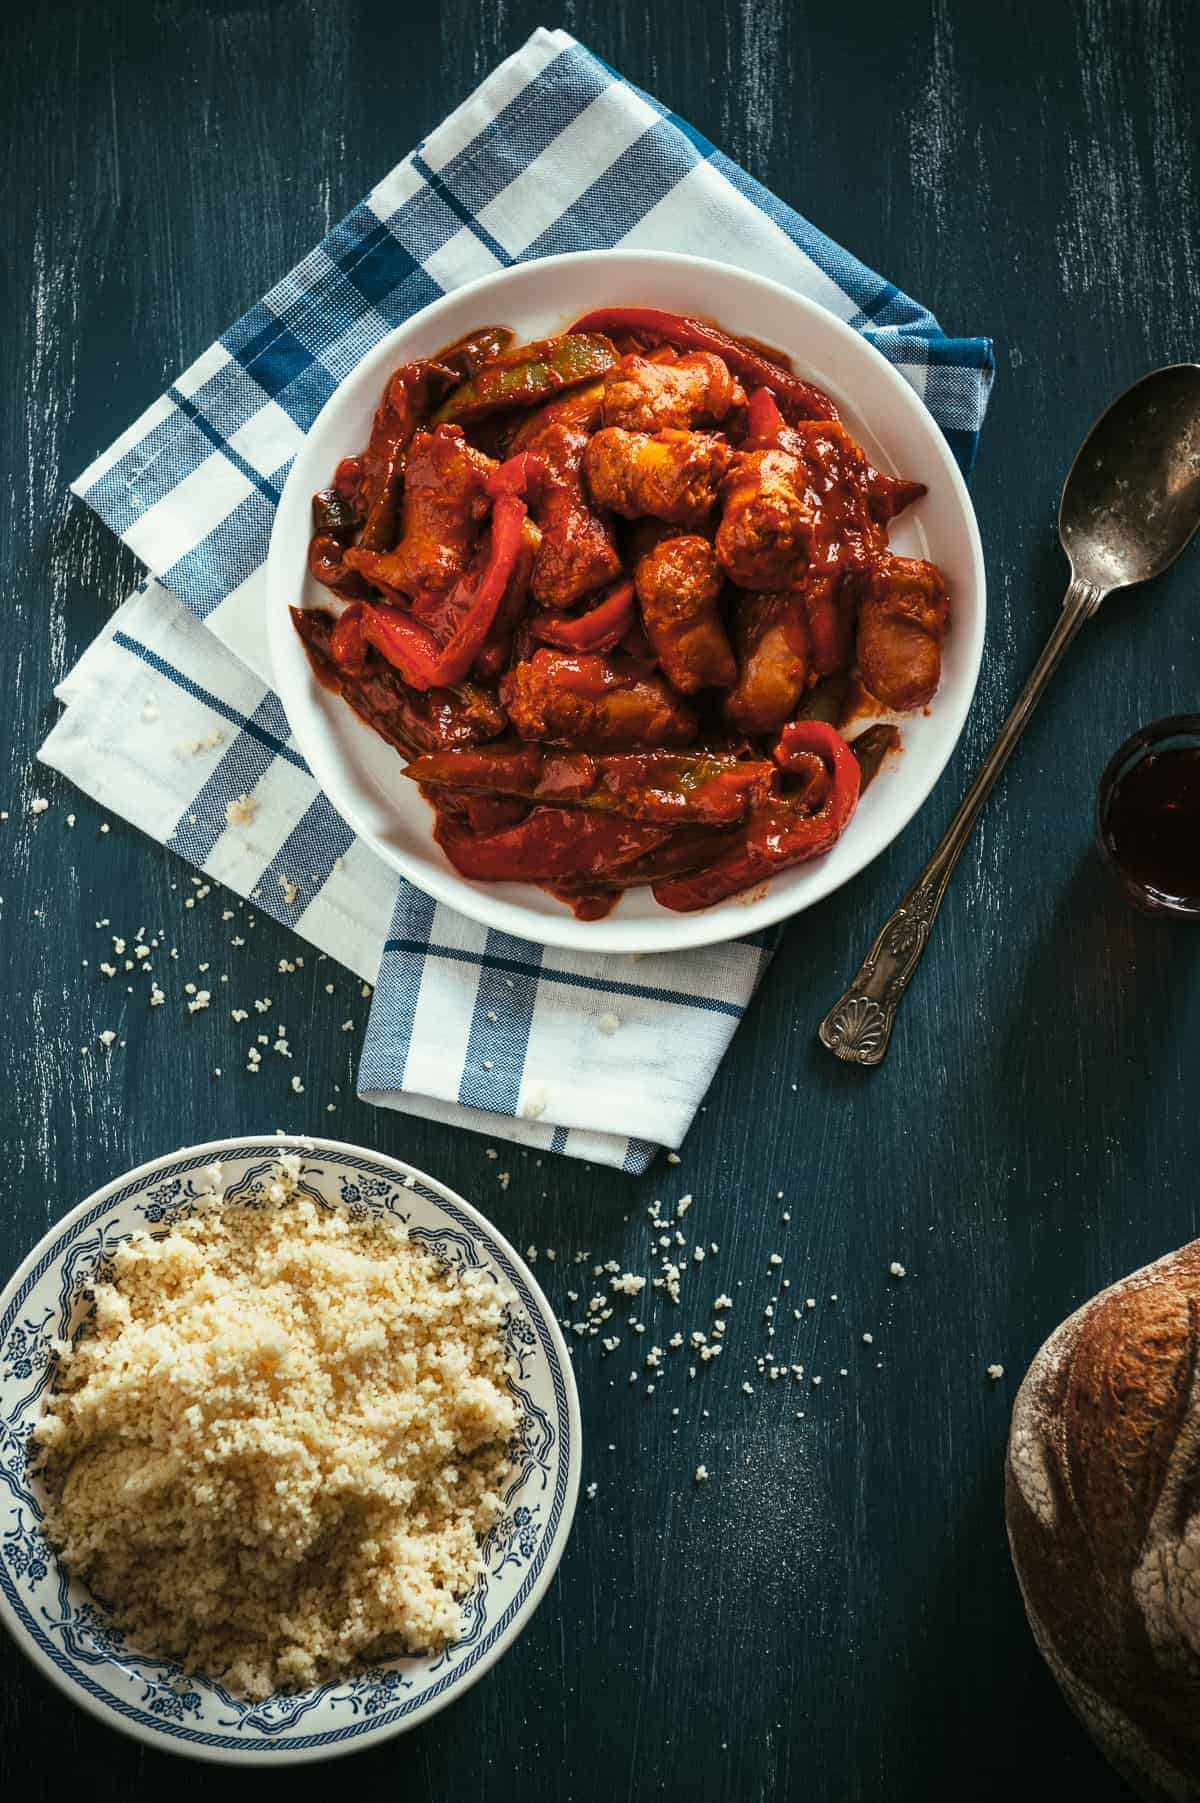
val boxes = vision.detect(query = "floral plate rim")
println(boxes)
[0,1135,581,1765]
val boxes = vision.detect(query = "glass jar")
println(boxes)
[1096,713,1200,919]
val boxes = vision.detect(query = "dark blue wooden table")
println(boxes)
[3,3,1197,1797]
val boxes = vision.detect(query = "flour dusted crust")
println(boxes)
[1005,1241,1200,1800]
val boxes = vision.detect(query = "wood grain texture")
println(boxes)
[2,2,1198,1797]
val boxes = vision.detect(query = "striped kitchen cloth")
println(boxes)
[41,24,994,1172]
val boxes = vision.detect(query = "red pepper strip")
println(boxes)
[557,825,736,894]
[460,469,544,677]
[307,534,370,599]
[360,602,445,688]
[868,471,927,525]
[471,530,538,680]
[532,581,636,654]
[431,493,528,685]
[802,577,853,677]
[409,746,547,793]
[333,456,365,505]
[774,718,859,780]
[358,369,424,550]
[434,806,670,884]
[359,494,529,690]
[462,795,530,833]
[745,386,786,445]
[653,720,860,911]
[568,307,839,422]
[486,452,547,499]
[330,603,367,673]
[290,607,507,756]
[618,617,658,670]
[408,587,456,625]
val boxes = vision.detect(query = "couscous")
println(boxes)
[34,1161,517,1697]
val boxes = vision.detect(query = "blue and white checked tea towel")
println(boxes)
[41,25,995,1173]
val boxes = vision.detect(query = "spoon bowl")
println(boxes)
[1059,363,1200,594]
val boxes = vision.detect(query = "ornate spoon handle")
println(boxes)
[818,572,1105,1065]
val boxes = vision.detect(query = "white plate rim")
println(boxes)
[0,1134,581,1765]
[266,247,986,954]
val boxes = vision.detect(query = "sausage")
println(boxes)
[714,447,815,590]
[501,648,698,747]
[854,556,949,712]
[583,428,733,529]
[634,536,736,692]
[723,590,812,735]
[601,351,744,432]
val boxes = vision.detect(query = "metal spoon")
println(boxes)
[819,364,1200,1066]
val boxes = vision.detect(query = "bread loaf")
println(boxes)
[1006,1242,1200,1801]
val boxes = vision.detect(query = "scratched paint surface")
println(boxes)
[1,3,1197,1798]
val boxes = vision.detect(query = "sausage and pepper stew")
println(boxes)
[292,306,948,919]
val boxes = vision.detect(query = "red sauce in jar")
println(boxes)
[1102,747,1200,901]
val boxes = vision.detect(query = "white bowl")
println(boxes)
[267,249,985,954]
[0,1136,580,1765]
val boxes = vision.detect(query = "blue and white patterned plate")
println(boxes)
[0,1136,581,1764]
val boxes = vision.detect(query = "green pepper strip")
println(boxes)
[432,333,617,425]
